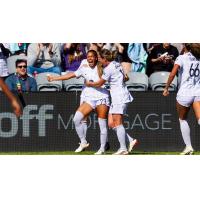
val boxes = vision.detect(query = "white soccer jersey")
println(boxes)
[102,61,133,104]
[74,59,109,100]
[175,52,200,96]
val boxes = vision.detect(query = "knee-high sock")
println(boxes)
[113,125,127,151]
[126,133,134,143]
[98,118,108,151]
[73,111,87,144]
[179,119,191,147]
[81,120,87,138]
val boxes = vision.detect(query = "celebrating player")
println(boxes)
[0,77,21,117]
[163,43,200,155]
[86,49,138,155]
[47,50,110,154]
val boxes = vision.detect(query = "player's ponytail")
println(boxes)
[190,43,200,60]
[97,62,103,78]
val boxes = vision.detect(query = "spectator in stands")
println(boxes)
[9,43,29,55]
[5,59,37,92]
[114,43,133,74]
[0,43,10,80]
[146,43,179,76]
[62,43,86,71]
[127,43,148,73]
[27,43,61,75]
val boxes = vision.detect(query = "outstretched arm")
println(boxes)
[47,72,76,82]
[85,78,106,88]
[163,64,179,96]
[0,78,21,117]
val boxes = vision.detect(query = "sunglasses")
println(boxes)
[17,65,27,69]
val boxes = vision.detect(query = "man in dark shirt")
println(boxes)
[146,43,179,76]
[5,59,37,92]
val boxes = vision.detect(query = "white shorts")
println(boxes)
[80,96,110,109]
[109,103,128,115]
[176,95,200,107]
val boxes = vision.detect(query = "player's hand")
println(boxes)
[163,88,169,96]
[47,75,54,82]
[11,100,22,117]
[85,81,92,87]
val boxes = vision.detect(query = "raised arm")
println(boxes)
[163,64,179,96]
[47,72,76,82]
[0,78,21,117]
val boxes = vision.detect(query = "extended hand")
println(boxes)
[47,75,54,82]
[11,100,22,117]
[163,88,169,96]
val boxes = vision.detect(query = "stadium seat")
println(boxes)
[7,55,27,74]
[126,72,149,91]
[149,71,177,91]
[63,71,84,91]
[35,72,62,91]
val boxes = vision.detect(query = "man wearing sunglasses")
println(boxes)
[5,59,37,92]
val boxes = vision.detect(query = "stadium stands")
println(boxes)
[126,72,149,91]
[149,71,178,91]
[35,72,62,91]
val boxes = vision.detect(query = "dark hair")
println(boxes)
[99,49,115,62]
[87,49,98,58]
[16,59,27,67]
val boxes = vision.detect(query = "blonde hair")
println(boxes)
[99,49,115,62]
[190,43,200,60]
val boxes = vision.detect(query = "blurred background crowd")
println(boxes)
[0,43,185,92]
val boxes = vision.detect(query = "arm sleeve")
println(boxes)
[174,55,183,67]
[5,77,14,91]
[30,78,37,91]
[101,67,111,81]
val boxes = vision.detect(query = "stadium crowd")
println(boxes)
[0,43,184,91]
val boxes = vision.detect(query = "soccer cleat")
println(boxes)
[113,149,129,155]
[94,149,105,155]
[128,139,138,152]
[75,143,89,153]
[105,142,110,151]
[180,146,194,155]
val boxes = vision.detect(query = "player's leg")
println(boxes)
[176,99,193,155]
[112,112,128,155]
[79,97,88,138]
[73,103,93,152]
[95,104,109,155]
[192,98,200,127]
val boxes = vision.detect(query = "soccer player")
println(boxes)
[48,50,110,155]
[163,43,200,155]
[86,49,138,155]
[0,77,21,117]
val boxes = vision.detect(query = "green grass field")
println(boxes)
[0,151,200,155]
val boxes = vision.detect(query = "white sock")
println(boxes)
[114,125,127,151]
[98,118,108,151]
[198,119,200,125]
[126,133,134,143]
[179,119,191,147]
[81,120,87,138]
[73,111,87,144]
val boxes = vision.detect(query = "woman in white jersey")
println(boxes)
[47,50,110,154]
[163,43,200,155]
[86,49,138,155]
